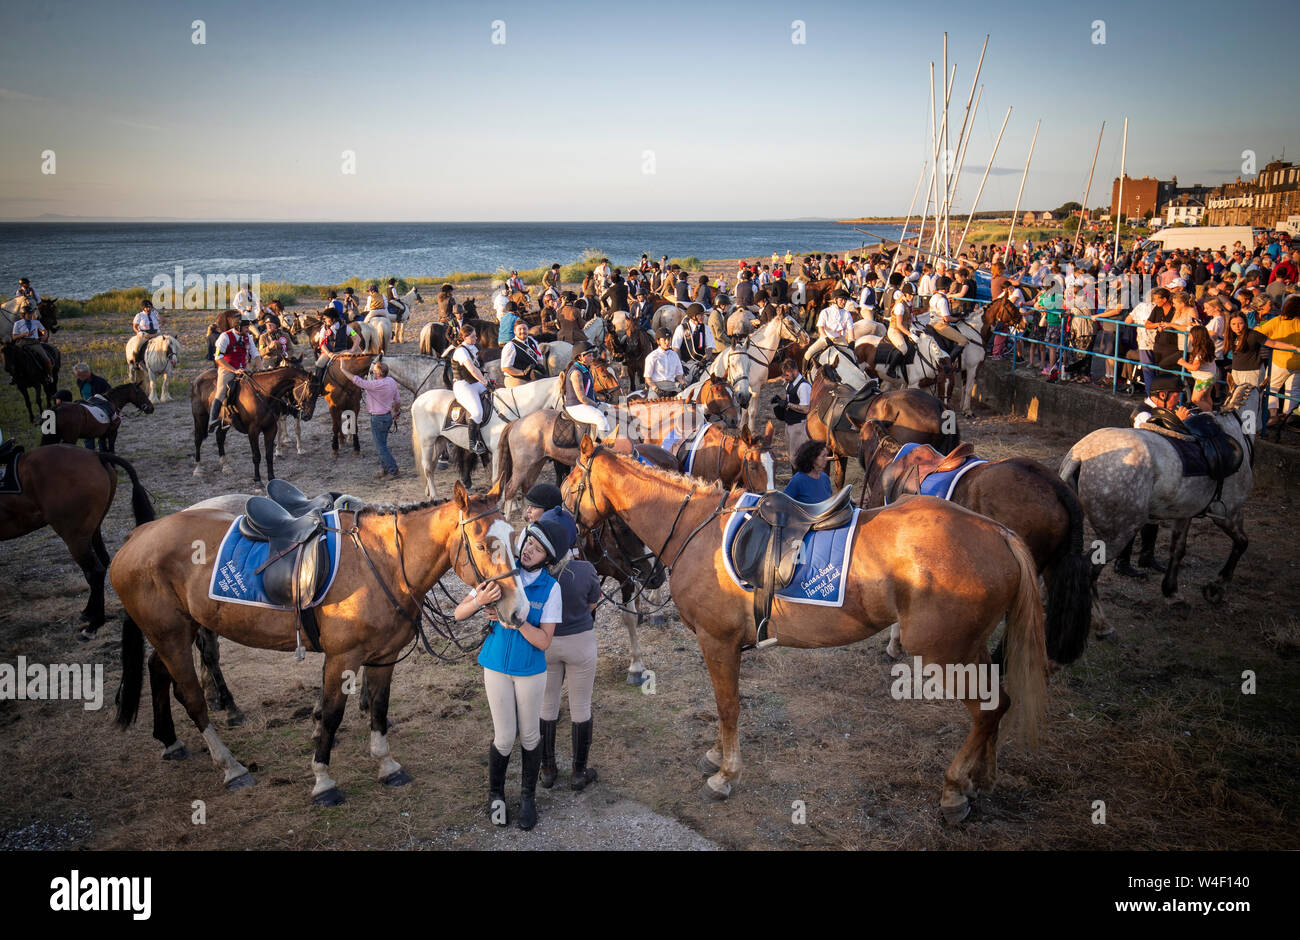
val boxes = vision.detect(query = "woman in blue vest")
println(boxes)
[454,516,572,831]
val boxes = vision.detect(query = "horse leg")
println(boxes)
[1203,509,1249,606]
[274,417,285,459]
[310,653,360,806]
[293,417,303,455]
[248,432,264,487]
[147,649,189,761]
[832,453,847,490]
[1160,518,1193,598]
[195,627,243,725]
[72,539,107,637]
[263,427,276,482]
[216,427,230,474]
[623,583,646,685]
[934,649,1006,824]
[154,630,254,789]
[885,622,905,660]
[694,629,743,800]
[365,664,411,786]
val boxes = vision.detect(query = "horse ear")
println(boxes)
[579,433,595,458]
[763,420,774,441]
[453,479,469,511]
[740,424,752,443]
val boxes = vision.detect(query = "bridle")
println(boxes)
[455,505,520,587]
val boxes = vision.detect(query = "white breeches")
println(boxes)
[565,403,609,432]
[887,327,910,353]
[453,380,485,421]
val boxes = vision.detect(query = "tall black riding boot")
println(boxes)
[1137,523,1166,572]
[570,718,598,791]
[518,743,541,831]
[886,348,903,379]
[1114,536,1146,579]
[487,743,510,826]
[468,419,487,455]
[311,362,328,394]
[539,718,558,790]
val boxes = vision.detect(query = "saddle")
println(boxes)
[552,411,579,449]
[815,379,881,434]
[728,487,855,647]
[925,326,961,358]
[1141,409,1243,482]
[871,339,916,367]
[879,442,978,503]
[448,389,495,427]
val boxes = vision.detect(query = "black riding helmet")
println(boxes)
[525,483,563,511]
[520,517,573,571]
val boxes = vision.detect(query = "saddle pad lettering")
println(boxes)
[0,451,21,495]
[722,493,859,607]
[885,443,987,504]
[208,510,342,609]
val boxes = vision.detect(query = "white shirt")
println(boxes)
[518,567,563,623]
[644,347,684,384]
[917,273,935,297]
[233,289,257,312]
[786,374,811,408]
[133,310,160,332]
[12,318,44,339]
[672,322,715,356]
[927,293,952,324]
[500,337,541,371]
[816,305,854,340]
[492,290,510,315]
[451,344,483,380]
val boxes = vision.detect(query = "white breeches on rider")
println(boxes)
[887,327,910,354]
[453,380,486,422]
[565,403,609,433]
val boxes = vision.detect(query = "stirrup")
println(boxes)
[754,619,778,650]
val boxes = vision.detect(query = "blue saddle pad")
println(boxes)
[885,443,987,504]
[208,510,342,609]
[722,493,860,606]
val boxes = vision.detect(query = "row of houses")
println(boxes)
[1107,160,1298,229]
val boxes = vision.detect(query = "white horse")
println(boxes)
[806,341,871,391]
[1060,385,1259,636]
[873,328,951,398]
[126,333,181,402]
[361,314,392,353]
[651,301,686,335]
[410,375,563,499]
[944,311,990,416]
[710,313,809,432]
[389,286,424,344]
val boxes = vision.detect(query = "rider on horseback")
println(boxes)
[803,289,855,371]
[926,277,969,351]
[501,319,545,388]
[450,323,492,455]
[1116,373,1190,578]
[311,307,362,394]
[644,329,684,399]
[563,343,611,440]
[673,304,715,384]
[209,315,258,433]
[885,282,916,380]
[10,301,53,379]
[132,299,161,338]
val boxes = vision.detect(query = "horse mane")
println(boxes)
[355,496,451,518]
[599,445,725,495]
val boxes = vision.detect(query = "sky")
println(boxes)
[0,0,1295,221]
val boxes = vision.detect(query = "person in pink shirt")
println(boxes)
[349,361,402,478]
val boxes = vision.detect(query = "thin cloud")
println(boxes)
[0,88,52,104]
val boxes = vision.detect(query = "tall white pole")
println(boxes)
[942,34,949,255]
[946,83,983,248]
[1114,117,1129,258]
[944,34,988,238]
[1073,121,1105,257]
[955,105,1012,258]
[1005,118,1041,261]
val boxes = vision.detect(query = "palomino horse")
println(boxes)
[806,365,957,489]
[1,338,60,423]
[41,381,154,452]
[563,437,1047,822]
[1060,385,1259,629]
[0,445,154,635]
[125,333,182,402]
[858,421,1093,666]
[111,482,524,803]
[710,313,810,431]
[679,374,742,429]
[191,365,318,483]
[670,421,776,492]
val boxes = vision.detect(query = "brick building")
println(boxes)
[1111,175,1177,220]
[1205,161,1299,228]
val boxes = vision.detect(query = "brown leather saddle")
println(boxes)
[878,442,978,504]
[814,379,881,435]
[728,487,855,648]
[552,411,579,449]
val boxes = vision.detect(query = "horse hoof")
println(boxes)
[626,671,647,686]
[225,709,245,728]
[192,465,202,477]
[381,769,412,788]
[311,787,345,807]
[1202,582,1225,606]
[941,799,971,825]
[225,772,257,792]
[702,776,731,801]
[162,743,189,762]
[698,753,721,775]
[1094,624,1116,640]
[76,627,97,643]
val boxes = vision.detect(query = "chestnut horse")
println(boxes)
[41,382,154,452]
[858,421,1093,666]
[0,445,154,635]
[671,421,776,492]
[806,365,958,489]
[562,437,1047,822]
[110,482,524,804]
[191,365,318,483]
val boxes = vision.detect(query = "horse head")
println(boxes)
[452,481,529,626]
[119,381,155,415]
[704,374,743,425]
[736,422,776,491]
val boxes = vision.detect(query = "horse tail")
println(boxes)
[412,417,429,494]
[490,426,514,500]
[116,614,144,729]
[1035,464,1092,665]
[1000,529,1048,748]
[98,453,156,525]
[1058,452,1082,492]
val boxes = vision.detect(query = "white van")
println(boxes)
[1146,225,1255,252]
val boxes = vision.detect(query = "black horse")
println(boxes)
[2,339,61,423]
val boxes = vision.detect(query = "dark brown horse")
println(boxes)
[320,354,376,457]
[111,482,522,803]
[42,382,155,451]
[858,421,1093,667]
[0,444,154,635]
[191,365,318,483]
[801,277,839,326]
[806,365,957,488]
[604,320,654,392]
[2,338,61,423]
